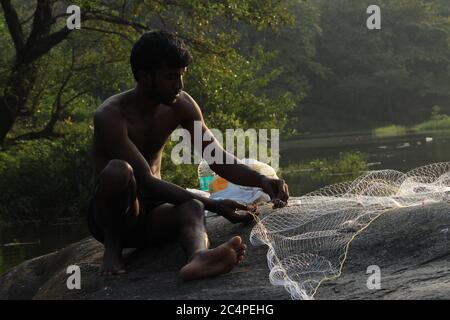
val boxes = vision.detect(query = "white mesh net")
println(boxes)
[250,162,450,300]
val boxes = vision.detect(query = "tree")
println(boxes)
[0,0,298,222]
[238,0,326,133]
[285,0,450,133]
[0,0,295,145]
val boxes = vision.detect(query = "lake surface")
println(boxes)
[281,130,450,196]
[1,130,449,276]
[0,222,90,276]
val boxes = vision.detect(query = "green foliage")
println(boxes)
[3,0,450,223]
[370,106,450,133]
[372,125,407,137]
[186,46,296,132]
[0,14,14,86]
[1,0,296,140]
[0,124,94,223]
[161,141,198,189]
[280,152,368,196]
[288,0,450,133]
[414,116,450,131]
[414,106,450,131]
[281,152,368,177]
[2,1,295,141]
[0,0,296,222]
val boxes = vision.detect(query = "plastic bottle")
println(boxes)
[198,159,215,192]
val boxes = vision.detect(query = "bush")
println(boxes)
[0,125,205,223]
[280,152,368,177]
[0,126,94,223]
[279,152,368,196]
[414,115,450,132]
[161,141,199,189]
[372,125,407,138]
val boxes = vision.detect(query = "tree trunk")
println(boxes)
[0,0,72,145]
[0,63,39,144]
[0,96,14,146]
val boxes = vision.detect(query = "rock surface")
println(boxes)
[315,202,450,300]
[1,202,449,300]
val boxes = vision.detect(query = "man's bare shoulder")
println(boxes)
[174,91,203,121]
[94,90,134,123]
[94,93,129,134]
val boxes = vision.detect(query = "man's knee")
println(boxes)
[178,200,205,223]
[98,160,134,193]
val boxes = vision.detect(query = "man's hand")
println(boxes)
[212,199,258,224]
[261,177,289,208]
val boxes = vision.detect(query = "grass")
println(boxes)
[373,107,450,135]
[414,115,450,132]
[281,152,368,176]
[372,125,407,138]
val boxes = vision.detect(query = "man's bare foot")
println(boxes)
[98,245,126,276]
[179,236,247,281]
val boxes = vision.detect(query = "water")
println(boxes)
[0,221,90,276]
[281,130,450,195]
[1,130,449,276]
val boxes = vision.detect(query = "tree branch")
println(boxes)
[121,0,128,19]
[82,26,134,44]
[13,130,62,141]
[42,72,72,134]
[15,70,72,141]
[27,0,53,48]
[85,9,149,32]
[25,27,73,63]
[17,83,47,116]
[20,12,35,26]
[0,0,25,54]
[0,95,13,114]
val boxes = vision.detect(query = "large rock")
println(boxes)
[315,202,450,300]
[0,203,449,300]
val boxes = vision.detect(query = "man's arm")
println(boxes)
[180,93,289,204]
[94,107,218,211]
[179,94,264,187]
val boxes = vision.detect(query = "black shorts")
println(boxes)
[87,193,166,248]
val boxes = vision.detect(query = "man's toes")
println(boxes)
[229,236,243,248]
[238,251,246,260]
[235,244,246,255]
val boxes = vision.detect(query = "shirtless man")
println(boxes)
[88,30,289,280]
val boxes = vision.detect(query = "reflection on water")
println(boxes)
[0,222,89,276]
[1,130,449,276]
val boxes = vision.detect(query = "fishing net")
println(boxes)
[250,162,450,300]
